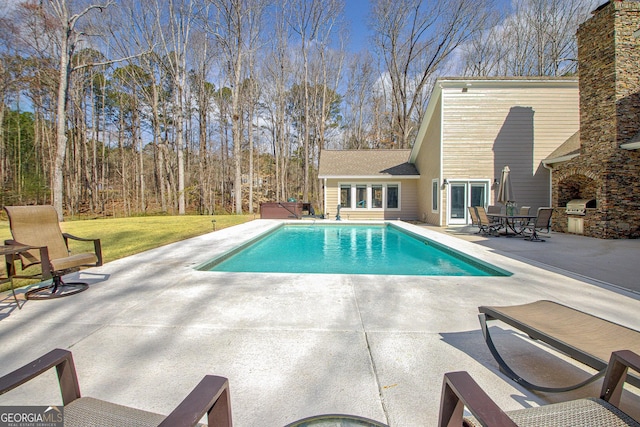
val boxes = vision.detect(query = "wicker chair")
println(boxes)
[0,348,232,427]
[4,205,103,299]
[438,350,640,427]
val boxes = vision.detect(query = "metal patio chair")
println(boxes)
[474,207,502,236]
[0,348,232,427]
[522,207,554,242]
[4,205,103,299]
[468,207,481,233]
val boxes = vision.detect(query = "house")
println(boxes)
[543,0,640,238]
[318,150,419,220]
[318,79,580,225]
[318,0,638,238]
[410,77,580,226]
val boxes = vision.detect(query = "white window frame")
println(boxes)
[431,179,439,213]
[446,179,491,225]
[337,182,401,211]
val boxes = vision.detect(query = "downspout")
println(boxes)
[542,161,554,207]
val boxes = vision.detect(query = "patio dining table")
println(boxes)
[488,213,537,236]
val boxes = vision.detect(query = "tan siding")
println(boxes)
[415,97,443,225]
[441,85,579,212]
[324,178,418,220]
[324,181,339,218]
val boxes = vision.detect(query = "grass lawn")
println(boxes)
[0,214,254,292]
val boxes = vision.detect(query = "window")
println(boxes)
[432,180,439,212]
[372,185,383,208]
[340,185,352,208]
[356,185,367,208]
[339,183,400,211]
[387,185,399,209]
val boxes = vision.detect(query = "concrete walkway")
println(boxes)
[0,219,639,426]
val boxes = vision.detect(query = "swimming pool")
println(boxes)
[198,223,511,276]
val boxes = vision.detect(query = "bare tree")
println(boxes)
[288,0,342,202]
[207,0,265,214]
[459,0,597,77]
[156,0,201,215]
[343,51,377,149]
[371,0,493,149]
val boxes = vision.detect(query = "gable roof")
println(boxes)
[318,150,419,178]
[543,131,581,165]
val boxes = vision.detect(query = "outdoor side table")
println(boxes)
[284,414,389,427]
[0,244,33,309]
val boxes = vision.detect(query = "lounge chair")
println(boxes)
[474,207,502,236]
[4,205,103,299]
[0,348,232,427]
[521,207,553,241]
[478,300,640,392]
[438,349,640,427]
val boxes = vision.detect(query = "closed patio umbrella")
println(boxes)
[497,165,515,205]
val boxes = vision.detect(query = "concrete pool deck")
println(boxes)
[0,219,639,426]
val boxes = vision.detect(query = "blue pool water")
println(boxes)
[200,224,510,276]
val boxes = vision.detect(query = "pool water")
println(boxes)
[201,224,510,276]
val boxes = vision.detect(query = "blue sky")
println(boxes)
[343,0,373,52]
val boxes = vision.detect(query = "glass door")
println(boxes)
[448,181,489,225]
[470,184,486,210]
[449,183,467,224]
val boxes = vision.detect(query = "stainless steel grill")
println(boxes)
[566,199,596,216]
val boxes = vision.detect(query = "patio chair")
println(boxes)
[467,207,481,233]
[438,349,640,427]
[4,205,103,299]
[522,207,553,242]
[0,348,232,427]
[474,207,502,236]
[518,206,531,215]
[487,205,502,215]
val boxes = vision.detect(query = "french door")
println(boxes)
[448,181,488,225]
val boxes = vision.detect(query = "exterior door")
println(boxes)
[470,184,486,210]
[449,183,467,224]
[448,181,489,225]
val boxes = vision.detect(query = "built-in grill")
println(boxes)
[566,199,596,216]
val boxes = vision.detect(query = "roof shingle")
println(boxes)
[318,150,418,177]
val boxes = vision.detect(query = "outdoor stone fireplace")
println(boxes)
[549,0,640,238]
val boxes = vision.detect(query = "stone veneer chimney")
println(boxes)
[552,0,640,238]
[578,0,640,153]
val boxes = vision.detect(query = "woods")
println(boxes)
[0,0,597,218]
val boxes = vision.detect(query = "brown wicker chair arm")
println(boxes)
[439,371,517,427]
[0,348,81,405]
[62,233,103,266]
[158,375,232,427]
[601,350,640,406]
